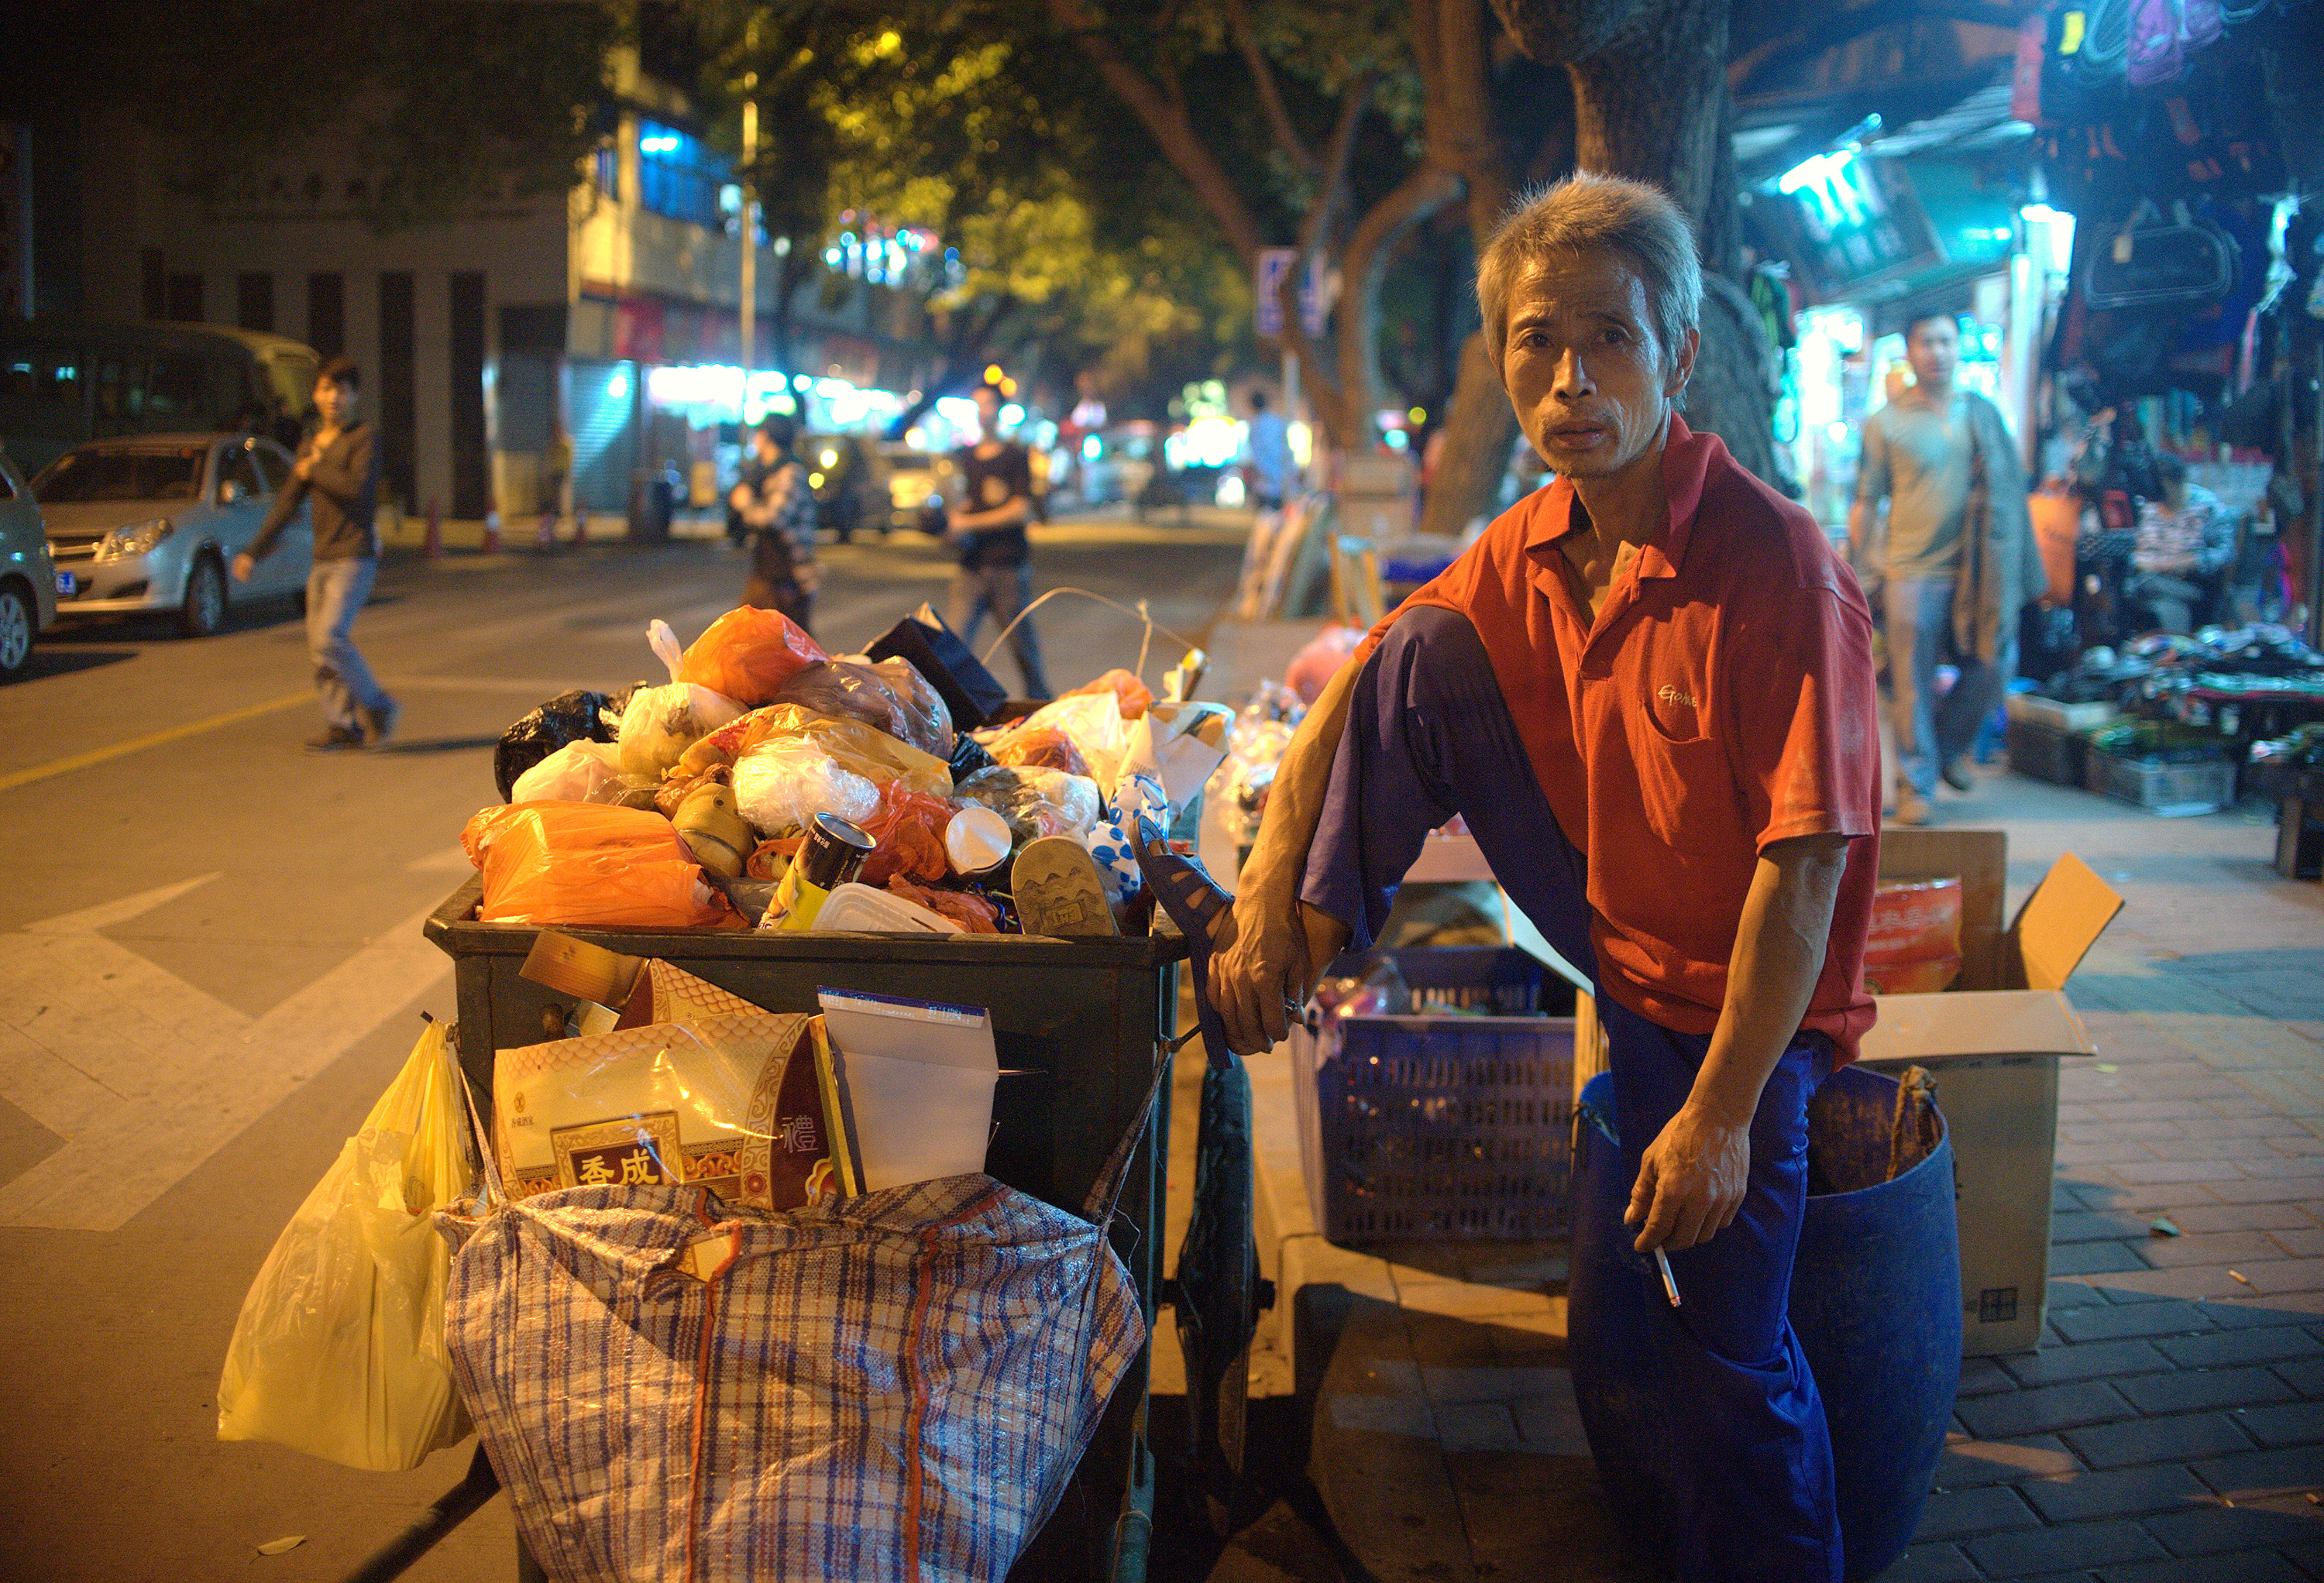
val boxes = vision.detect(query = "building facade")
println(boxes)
[44,48,932,522]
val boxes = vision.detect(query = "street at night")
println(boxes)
[0,515,1244,1580]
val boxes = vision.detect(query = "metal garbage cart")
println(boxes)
[363,876,1257,1583]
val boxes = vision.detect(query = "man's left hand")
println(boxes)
[1627,1102,1752,1252]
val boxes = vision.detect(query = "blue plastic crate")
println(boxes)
[1291,948,1576,1241]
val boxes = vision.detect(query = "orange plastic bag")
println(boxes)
[991,724,1092,778]
[1061,668,1154,720]
[679,606,829,708]
[461,802,734,929]
[858,785,954,887]
[887,877,1003,933]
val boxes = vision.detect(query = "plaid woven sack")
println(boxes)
[439,1171,1145,1583]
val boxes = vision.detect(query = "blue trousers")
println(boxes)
[306,557,391,730]
[1301,605,1842,1581]
[1885,575,2013,801]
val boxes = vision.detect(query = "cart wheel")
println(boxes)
[1174,1054,1263,1536]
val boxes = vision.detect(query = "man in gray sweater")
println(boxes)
[234,355,399,753]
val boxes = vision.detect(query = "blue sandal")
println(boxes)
[1132,813,1239,1071]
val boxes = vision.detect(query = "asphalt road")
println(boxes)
[0,510,1250,1581]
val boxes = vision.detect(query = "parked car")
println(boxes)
[1077,422,1160,507]
[0,445,57,682]
[878,442,951,534]
[36,432,313,637]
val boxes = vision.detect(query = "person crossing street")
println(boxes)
[232,355,398,754]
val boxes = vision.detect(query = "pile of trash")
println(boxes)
[467,603,1231,936]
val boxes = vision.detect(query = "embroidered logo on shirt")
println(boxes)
[1657,684,1700,709]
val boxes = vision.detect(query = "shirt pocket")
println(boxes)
[1625,714,1745,858]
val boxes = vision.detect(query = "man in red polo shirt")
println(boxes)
[1211,174,1879,1580]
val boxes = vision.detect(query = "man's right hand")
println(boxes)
[1208,894,1346,1055]
[229,553,256,584]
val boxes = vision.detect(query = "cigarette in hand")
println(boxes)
[1654,1247,1682,1308]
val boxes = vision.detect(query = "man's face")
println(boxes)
[974,390,1003,434]
[753,430,779,462]
[1500,252,1693,487]
[314,376,357,427]
[1905,317,1959,391]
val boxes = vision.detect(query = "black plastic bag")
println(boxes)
[493,689,617,801]
[866,604,1009,731]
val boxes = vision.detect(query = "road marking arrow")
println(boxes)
[0,877,451,1231]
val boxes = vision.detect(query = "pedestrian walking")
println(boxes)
[729,413,820,636]
[232,355,399,754]
[1244,389,1291,510]
[1849,311,2044,825]
[944,383,1050,698]
[1206,173,1880,1581]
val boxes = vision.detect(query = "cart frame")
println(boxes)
[410,877,1194,1583]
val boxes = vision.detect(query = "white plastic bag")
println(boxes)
[216,1022,476,1471]
[618,621,747,782]
[512,740,628,805]
[732,734,882,834]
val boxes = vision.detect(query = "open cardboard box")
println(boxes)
[1864,830,2124,1355]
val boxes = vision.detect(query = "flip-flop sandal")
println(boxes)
[1010,836,1120,938]
[1131,812,1240,1071]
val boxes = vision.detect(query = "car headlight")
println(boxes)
[98,519,174,561]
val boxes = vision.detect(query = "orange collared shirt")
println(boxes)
[1373,417,1882,1058]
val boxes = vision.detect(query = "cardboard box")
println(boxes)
[1861,830,2124,1355]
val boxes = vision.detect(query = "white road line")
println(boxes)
[0,883,451,1232]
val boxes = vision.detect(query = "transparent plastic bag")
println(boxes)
[462,802,731,929]
[772,658,955,760]
[667,703,953,802]
[731,736,882,836]
[677,605,828,706]
[216,1021,474,1471]
[1060,667,1154,720]
[955,765,1103,841]
[513,740,629,805]
[619,682,747,784]
[996,691,1132,792]
[857,784,955,887]
[990,723,1092,779]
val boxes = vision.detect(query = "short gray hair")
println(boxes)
[1477,173,1703,376]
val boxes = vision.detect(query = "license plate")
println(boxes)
[54,571,77,596]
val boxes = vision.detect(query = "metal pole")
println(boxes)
[740,91,758,419]
[2309,336,2322,648]
[1282,351,1301,493]
[333,1443,500,1583]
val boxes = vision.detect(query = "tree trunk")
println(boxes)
[1566,0,1728,224]
[1419,330,1522,537]
[1334,164,1465,455]
[1489,0,1778,484]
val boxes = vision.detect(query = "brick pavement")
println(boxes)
[1883,771,2324,1582]
[1223,620,2324,1582]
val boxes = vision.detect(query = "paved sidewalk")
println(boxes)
[1201,617,2324,1582]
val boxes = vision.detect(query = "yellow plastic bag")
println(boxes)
[216,1022,476,1471]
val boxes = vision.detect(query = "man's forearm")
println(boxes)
[1687,833,1850,1128]
[1846,500,1873,564]
[1239,658,1360,912]
[954,499,1031,531]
